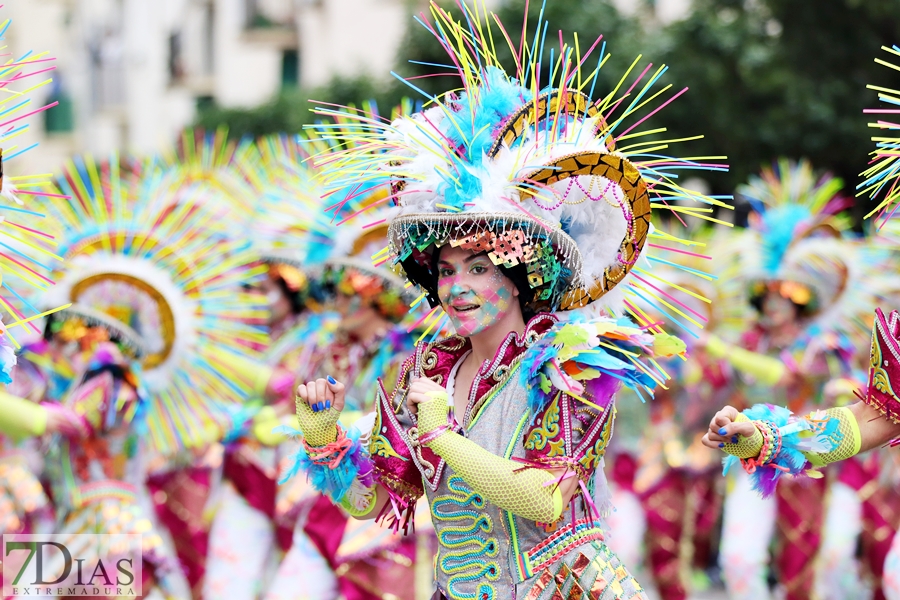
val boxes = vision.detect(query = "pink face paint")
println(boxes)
[437,247,517,337]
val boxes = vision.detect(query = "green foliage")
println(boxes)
[648,0,900,199]
[192,74,405,139]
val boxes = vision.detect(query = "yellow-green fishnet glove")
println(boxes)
[417,391,564,523]
[804,407,860,467]
[722,413,763,459]
[294,395,339,447]
[293,397,378,516]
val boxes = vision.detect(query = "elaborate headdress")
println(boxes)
[252,133,335,305]
[40,156,267,453]
[738,159,886,349]
[309,1,728,335]
[141,128,261,227]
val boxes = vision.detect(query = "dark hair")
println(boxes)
[274,274,307,316]
[749,288,806,320]
[430,247,536,322]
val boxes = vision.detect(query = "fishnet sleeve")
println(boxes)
[418,394,563,523]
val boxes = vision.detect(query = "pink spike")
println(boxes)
[0,100,58,128]
[615,87,688,141]
[647,243,711,260]
[7,221,55,240]
[604,63,653,120]
[14,190,70,199]
[491,14,522,79]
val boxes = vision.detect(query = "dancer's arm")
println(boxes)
[289,377,391,519]
[407,377,578,523]
[207,347,294,402]
[705,401,900,457]
[0,390,84,440]
[704,334,788,386]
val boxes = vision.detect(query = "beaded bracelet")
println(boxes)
[740,420,784,474]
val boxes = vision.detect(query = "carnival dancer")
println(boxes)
[266,182,420,600]
[706,44,900,600]
[694,159,889,600]
[703,305,900,598]
[203,133,337,600]
[0,154,267,597]
[136,130,293,599]
[279,2,732,598]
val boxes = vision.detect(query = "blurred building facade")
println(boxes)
[7,0,689,174]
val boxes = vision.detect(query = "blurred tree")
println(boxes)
[192,74,404,139]
[650,0,900,202]
[193,0,900,212]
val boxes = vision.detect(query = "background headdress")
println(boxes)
[40,155,267,454]
[308,1,729,338]
[140,128,261,229]
[739,158,889,350]
[251,133,336,303]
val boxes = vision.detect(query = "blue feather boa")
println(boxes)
[278,424,371,503]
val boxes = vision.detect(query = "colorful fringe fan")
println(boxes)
[0,13,72,347]
[39,155,268,454]
[860,45,900,226]
[521,317,686,414]
[276,423,375,507]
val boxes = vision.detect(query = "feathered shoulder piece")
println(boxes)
[520,316,686,415]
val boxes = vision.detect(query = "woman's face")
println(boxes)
[760,290,797,330]
[437,246,519,337]
[261,275,291,325]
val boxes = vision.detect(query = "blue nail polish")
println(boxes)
[311,403,318,413]
[318,402,325,412]
[327,375,336,385]
[731,436,738,443]
[718,443,724,448]
[325,400,331,409]
[718,428,727,436]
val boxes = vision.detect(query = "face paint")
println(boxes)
[437,247,518,337]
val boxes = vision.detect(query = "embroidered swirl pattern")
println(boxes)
[432,476,499,600]
[524,393,561,454]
